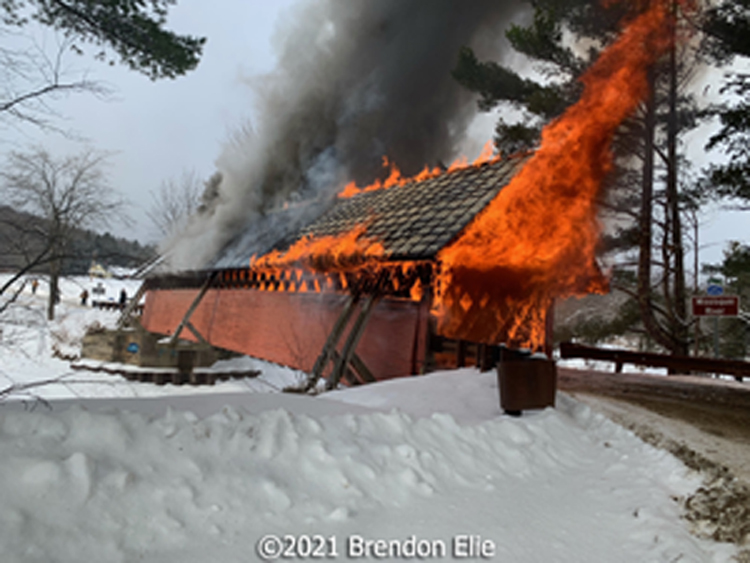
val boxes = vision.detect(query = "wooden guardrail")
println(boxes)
[559,341,750,381]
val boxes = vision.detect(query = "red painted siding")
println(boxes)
[141,288,429,380]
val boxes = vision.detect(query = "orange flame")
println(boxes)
[250,224,385,273]
[410,278,424,303]
[338,142,499,199]
[472,140,496,166]
[433,2,674,348]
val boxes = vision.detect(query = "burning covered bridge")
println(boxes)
[139,154,571,387]
[137,1,676,389]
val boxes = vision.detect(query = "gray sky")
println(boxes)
[3,0,299,243]
[2,0,747,270]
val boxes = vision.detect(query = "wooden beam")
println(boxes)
[185,321,209,346]
[350,352,376,383]
[457,340,467,368]
[326,296,379,390]
[327,349,376,386]
[560,341,750,379]
[478,343,500,372]
[343,369,361,386]
[476,343,485,369]
[116,282,148,330]
[305,295,360,391]
[168,273,216,346]
[143,271,209,291]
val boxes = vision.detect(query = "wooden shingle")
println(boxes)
[211,155,526,269]
[297,156,525,261]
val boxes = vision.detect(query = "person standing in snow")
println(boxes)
[80,289,89,306]
[31,279,39,294]
[119,289,127,307]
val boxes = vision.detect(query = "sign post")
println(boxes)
[692,293,740,359]
[706,277,724,358]
[691,296,740,317]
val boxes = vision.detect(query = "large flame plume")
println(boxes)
[435,2,674,347]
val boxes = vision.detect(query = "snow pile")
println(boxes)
[51,305,121,359]
[0,375,735,563]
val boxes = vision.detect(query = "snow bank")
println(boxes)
[0,381,733,563]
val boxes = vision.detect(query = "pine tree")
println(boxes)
[2,0,205,79]
[702,0,750,207]
[453,0,705,355]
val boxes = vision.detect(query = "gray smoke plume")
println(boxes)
[164,0,524,271]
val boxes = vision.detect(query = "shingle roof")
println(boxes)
[211,155,526,269]
[296,156,526,261]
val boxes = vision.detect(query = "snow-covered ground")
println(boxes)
[0,275,740,562]
[0,274,306,400]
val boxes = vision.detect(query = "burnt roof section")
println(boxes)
[295,156,527,261]
[208,155,527,270]
[209,196,333,270]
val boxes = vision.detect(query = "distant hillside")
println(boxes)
[0,205,156,275]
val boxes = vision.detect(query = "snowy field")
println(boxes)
[0,275,305,400]
[0,275,740,562]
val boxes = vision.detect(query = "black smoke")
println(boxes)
[165,0,524,270]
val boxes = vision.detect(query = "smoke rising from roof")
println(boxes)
[164,0,523,271]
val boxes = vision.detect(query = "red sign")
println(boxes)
[691,296,740,317]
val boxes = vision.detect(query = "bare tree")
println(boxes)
[0,31,110,132]
[0,0,205,133]
[147,169,205,238]
[0,147,127,320]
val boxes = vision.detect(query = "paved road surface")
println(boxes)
[558,367,750,548]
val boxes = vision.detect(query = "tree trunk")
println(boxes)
[47,260,60,321]
[666,5,689,355]
[638,68,676,352]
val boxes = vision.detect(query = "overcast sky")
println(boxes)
[3,0,300,244]
[2,0,747,270]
